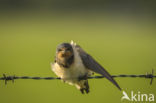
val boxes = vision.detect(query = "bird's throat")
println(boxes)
[57,55,74,68]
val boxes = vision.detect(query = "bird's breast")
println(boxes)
[52,48,88,82]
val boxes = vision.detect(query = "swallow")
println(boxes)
[51,41,121,94]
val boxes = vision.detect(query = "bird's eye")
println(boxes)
[58,49,62,51]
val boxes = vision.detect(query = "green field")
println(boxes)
[0,14,156,103]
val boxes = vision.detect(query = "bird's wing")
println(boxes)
[75,45,121,90]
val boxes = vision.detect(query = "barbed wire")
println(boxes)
[0,69,155,85]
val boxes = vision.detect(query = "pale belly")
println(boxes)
[51,43,92,87]
[52,62,88,85]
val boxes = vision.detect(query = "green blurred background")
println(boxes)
[0,0,156,103]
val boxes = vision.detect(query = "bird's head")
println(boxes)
[56,43,74,59]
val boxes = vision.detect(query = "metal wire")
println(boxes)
[0,69,155,85]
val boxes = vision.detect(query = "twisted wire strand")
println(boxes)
[0,69,155,85]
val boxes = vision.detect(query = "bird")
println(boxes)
[51,41,121,94]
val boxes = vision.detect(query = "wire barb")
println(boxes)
[0,69,155,85]
[145,69,154,85]
[2,74,15,85]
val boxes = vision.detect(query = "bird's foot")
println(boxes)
[80,88,89,94]
[80,88,85,94]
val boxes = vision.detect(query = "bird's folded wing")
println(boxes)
[75,45,121,90]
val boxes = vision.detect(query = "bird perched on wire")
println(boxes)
[51,41,121,94]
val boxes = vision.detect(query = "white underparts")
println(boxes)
[51,41,92,89]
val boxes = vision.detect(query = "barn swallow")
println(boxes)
[51,41,121,94]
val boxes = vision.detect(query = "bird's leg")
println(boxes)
[78,80,90,94]
[80,88,85,94]
[84,80,90,94]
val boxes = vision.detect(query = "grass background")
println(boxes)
[0,12,156,103]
